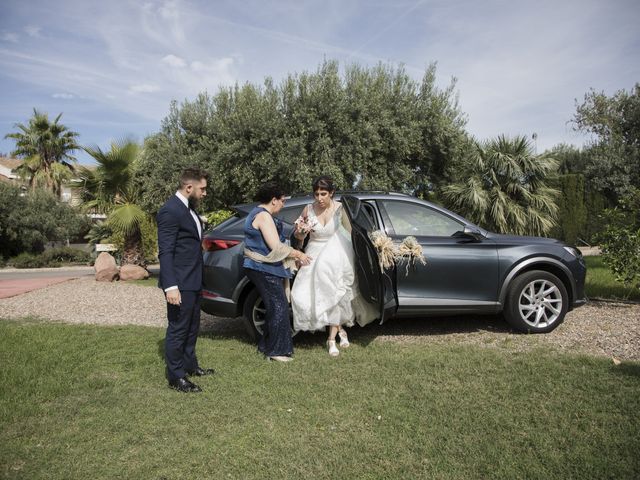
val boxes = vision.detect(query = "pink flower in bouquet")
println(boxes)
[294,215,318,234]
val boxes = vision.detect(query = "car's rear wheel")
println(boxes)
[504,270,568,333]
[241,288,297,342]
[242,289,265,342]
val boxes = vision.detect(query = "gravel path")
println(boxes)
[1,276,638,361]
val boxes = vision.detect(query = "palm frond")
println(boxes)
[445,135,559,236]
[108,204,148,236]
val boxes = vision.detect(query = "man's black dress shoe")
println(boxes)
[168,377,202,393]
[187,367,215,376]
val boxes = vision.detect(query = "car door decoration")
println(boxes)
[369,230,427,275]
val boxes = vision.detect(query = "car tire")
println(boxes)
[241,288,298,343]
[504,270,568,333]
[242,289,264,342]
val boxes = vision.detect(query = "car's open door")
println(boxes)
[341,195,398,323]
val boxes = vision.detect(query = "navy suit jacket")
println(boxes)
[157,194,204,292]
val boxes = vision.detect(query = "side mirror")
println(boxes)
[453,225,485,241]
[463,225,485,241]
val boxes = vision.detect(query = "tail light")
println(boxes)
[202,238,241,252]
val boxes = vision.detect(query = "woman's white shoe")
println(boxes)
[338,329,350,348]
[327,340,339,356]
[268,355,293,362]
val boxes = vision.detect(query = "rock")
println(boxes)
[119,264,150,281]
[94,252,119,282]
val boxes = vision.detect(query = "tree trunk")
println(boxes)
[122,228,145,266]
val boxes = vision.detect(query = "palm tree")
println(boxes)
[442,135,559,236]
[5,109,79,197]
[75,140,149,266]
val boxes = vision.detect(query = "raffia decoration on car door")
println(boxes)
[369,230,397,270]
[369,231,426,274]
[397,236,427,275]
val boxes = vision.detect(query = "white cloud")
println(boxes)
[24,25,41,37]
[190,58,233,73]
[1,32,19,43]
[129,84,161,93]
[162,54,186,68]
[52,92,74,99]
[159,0,180,20]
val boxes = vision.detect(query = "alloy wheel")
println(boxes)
[252,298,266,336]
[518,279,563,329]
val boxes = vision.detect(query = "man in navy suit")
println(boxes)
[157,167,214,392]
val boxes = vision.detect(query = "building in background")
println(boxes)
[0,157,23,185]
[0,157,94,206]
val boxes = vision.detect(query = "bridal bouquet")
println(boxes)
[294,215,318,234]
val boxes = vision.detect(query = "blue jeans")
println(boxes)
[245,268,293,357]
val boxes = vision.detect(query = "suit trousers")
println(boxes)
[165,290,201,381]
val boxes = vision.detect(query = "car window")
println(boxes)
[361,201,379,229]
[274,205,305,225]
[380,200,462,237]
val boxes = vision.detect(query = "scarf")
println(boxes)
[244,244,298,301]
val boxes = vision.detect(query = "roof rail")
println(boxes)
[286,190,413,198]
[335,190,412,197]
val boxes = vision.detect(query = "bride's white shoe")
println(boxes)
[338,328,350,348]
[327,340,339,356]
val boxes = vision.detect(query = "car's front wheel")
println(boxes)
[504,270,568,333]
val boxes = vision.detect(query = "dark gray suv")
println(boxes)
[201,193,586,339]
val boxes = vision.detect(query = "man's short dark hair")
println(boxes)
[254,181,286,204]
[179,167,209,188]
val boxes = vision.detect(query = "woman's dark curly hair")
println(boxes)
[254,181,286,204]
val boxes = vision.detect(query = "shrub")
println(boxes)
[8,253,47,268]
[41,247,92,265]
[583,191,610,244]
[84,222,113,247]
[206,209,234,228]
[598,189,640,289]
[8,247,92,268]
[0,183,90,257]
[553,174,587,245]
[107,216,158,264]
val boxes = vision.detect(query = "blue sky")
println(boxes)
[1,0,639,164]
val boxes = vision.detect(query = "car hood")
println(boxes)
[486,232,566,246]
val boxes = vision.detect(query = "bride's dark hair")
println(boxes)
[312,175,336,193]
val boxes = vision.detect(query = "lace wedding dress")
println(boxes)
[291,203,378,332]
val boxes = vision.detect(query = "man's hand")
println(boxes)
[166,289,182,306]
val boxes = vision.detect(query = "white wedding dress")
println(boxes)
[291,203,378,332]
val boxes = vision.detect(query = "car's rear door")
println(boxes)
[341,195,398,323]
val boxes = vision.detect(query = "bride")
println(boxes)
[291,175,377,356]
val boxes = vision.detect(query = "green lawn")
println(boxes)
[585,256,640,301]
[127,276,158,287]
[1,321,638,479]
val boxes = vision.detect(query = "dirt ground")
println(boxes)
[0,277,638,361]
